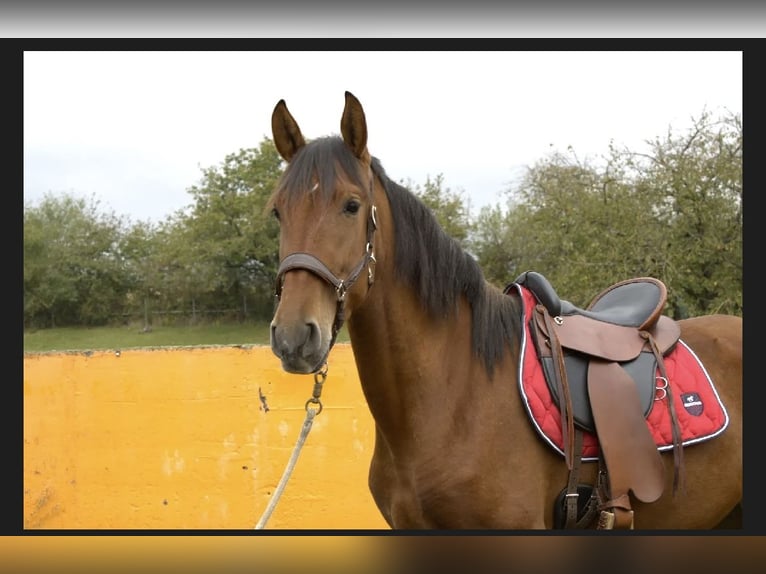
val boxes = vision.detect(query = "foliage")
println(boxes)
[23,111,742,332]
[178,140,283,320]
[24,193,130,328]
[622,111,742,317]
[408,174,475,248]
[471,203,518,288]
[476,110,742,317]
[487,150,672,304]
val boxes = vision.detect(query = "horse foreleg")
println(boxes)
[367,430,401,528]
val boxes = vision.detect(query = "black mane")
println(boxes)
[371,157,521,376]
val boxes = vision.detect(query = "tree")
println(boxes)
[151,215,225,325]
[24,112,740,329]
[118,219,162,329]
[471,109,742,317]
[181,138,283,320]
[24,192,128,327]
[621,110,742,317]
[471,203,518,288]
[488,150,661,306]
[407,174,474,249]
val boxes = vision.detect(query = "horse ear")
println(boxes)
[272,99,306,162]
[341,91,369,161]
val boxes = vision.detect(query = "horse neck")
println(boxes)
[345,200,499,444]
[347,282,470,429]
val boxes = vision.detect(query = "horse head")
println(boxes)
[268,92,378,374]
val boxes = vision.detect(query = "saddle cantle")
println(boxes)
[510,271,684,529]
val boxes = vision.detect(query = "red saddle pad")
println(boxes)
[508,283,729,461]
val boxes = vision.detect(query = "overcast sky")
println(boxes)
[23,51,742,223]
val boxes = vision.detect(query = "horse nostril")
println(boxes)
[271,320,324,362]
[270,321,292,357]
[302,321,322,358]
[270,322,282,349]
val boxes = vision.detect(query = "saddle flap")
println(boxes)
[534,306,646,362]
[587,360,666,503]
[537,351,658,433]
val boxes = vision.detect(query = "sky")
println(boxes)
[23,50,743,223]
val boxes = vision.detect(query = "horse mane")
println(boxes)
[270,136,521,376]
[371,157,521,376]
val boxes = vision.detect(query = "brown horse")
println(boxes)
[267,91,742,529]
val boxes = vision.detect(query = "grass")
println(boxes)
[23,322,351,354]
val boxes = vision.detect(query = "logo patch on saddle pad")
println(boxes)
[507,283,729,462]
[681,392,704,416]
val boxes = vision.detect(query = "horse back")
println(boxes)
[634,313,743,528]
[678,314,742,408]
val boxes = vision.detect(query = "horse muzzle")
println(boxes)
[270,318,330,374]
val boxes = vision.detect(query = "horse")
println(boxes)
[266,91,742,529]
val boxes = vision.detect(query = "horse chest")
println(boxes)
[369,444,534,529]
[371,467,475,528]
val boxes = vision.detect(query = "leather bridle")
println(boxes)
[274,174,378,362]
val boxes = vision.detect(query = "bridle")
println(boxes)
[273,173,378,365]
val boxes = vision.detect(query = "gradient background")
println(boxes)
[8,6,759,573]
[1,2,766,36]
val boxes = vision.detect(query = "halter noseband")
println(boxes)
[274,176,378,352]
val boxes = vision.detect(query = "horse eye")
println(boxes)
[271,207,280,221]
[344,199,361,215]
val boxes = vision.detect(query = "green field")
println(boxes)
[23,323,351,353]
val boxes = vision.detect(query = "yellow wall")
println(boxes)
[23,343,389,529]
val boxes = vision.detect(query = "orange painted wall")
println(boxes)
[23,343,389,529]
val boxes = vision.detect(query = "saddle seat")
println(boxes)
[517,271,681,358]
[511,271,684,530]
[516,270,666,329]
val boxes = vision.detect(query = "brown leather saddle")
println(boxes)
[512,271,684,529]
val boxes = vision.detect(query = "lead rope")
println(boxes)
[254,364,327,529]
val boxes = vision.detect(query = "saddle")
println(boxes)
[513,271,684,530]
